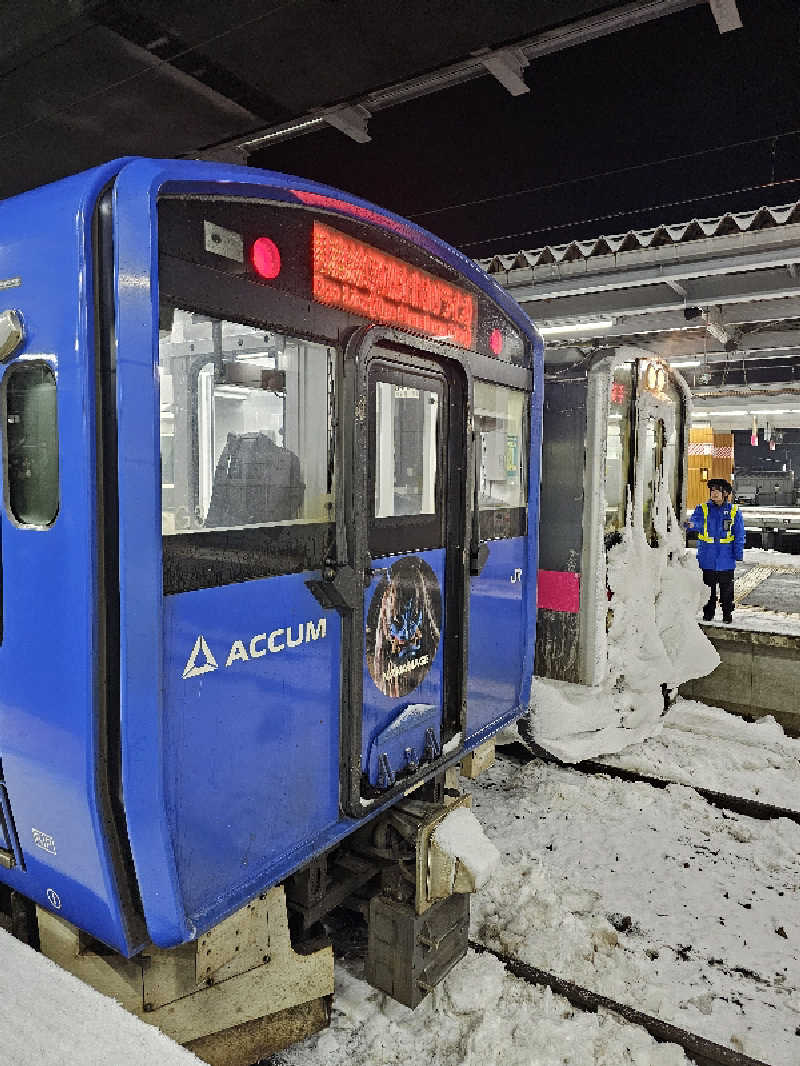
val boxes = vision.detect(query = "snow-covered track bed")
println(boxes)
[468,755,800,1066]
[515,697,800,816]
[469,940,772,1066]
[504,742,800,826]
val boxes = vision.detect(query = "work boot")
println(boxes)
[722,612,733,624]
[702,609,714,622]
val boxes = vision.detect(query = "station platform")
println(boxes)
[679,551,800,735]
[741,506,800,551]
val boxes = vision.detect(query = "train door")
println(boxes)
[351,340,464,802]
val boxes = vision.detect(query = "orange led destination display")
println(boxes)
[311,221,476,348]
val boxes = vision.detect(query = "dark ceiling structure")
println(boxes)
[2,0,799,410]
[0,1,770,214]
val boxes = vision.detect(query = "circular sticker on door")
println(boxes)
[366,556,442,699]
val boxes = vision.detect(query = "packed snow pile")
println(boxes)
[603,697,800,808]
[530,486,719,762]
[0,929,202,1066]
[275,946,691,1066]
[432,805,501,892]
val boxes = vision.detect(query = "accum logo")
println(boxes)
[182,619,327,680]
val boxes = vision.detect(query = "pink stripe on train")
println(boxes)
[537,570,580,613]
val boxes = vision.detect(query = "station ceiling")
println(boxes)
[2,0,798,415]
[0,0,747,200]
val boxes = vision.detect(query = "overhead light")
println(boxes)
[692,409,748,417]
[537,318,614,336]
[670,360,702,367]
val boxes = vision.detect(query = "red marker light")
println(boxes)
[251,237,281,280]
[489,329,503,356]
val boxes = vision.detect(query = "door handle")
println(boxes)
[306,564,363,613]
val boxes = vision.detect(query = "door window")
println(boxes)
[368,363,445,557]
[374,381,440,519]
[642,417,665,537]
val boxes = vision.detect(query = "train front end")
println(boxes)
[0,158,542,1059]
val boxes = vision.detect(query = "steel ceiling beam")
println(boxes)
[196,0,705,155]
[708,0,743,33]
[505,243,800,305]
[523,270,800,327]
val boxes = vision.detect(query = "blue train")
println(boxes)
[0,158,542,1059]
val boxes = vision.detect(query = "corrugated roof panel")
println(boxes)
[477,199,800,273]
[650,225,674,248]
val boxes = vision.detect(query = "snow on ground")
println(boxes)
[273,732,800,1066]
[741,548,800,568]
[600,698,800,809]
[709,606,800,636]
[468,758,800,1066]
[0,928,202,1065]
[271,948,690,1066]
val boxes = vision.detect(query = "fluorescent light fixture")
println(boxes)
[748,408,800,415]
[670,360,702,367]
[691,409,749,416]
[538,318,614,336]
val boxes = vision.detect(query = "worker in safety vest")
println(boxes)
[686,478,745,624]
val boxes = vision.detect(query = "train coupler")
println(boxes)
[363,792,499,1007]
[365,891,469,1008]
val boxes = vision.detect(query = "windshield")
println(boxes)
[158,307,335,536]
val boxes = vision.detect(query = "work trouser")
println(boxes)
[702,569,734,616]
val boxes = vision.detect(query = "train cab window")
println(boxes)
[159,309,334,535]
[474,381,527,540]
[158,308,335,592]
[3,363,59,527]
[605,364,634,536]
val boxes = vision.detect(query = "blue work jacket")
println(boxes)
[689,499,745,571]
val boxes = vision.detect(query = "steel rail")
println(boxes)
[468,940,773,1066]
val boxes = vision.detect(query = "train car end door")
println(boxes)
[331,332,467,816]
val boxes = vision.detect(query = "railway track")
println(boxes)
[468,940,773,1066]
[501,739,800,826]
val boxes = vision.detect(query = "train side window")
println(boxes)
[3,362,59,527]
[474,381,527,540]
[159,308,334,535]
